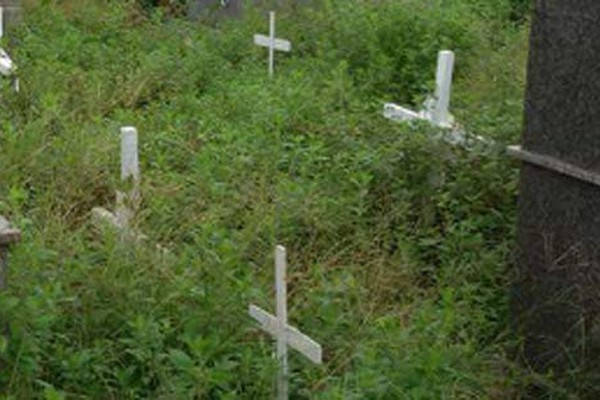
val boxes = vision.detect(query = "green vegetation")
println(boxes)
[0,0,550,398]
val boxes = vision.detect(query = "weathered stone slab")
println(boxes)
[513,0,600,390]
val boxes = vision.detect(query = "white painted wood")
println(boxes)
[116,127,140,228]
[120,126,139,182]
[253,35,291,53]
[431,50,454,127]
[1,7,4,39]
[0,8,16,79]
[249,305,323,364]
[92,126,142,235]
[268,11,275,78]
[0,48,14,77]
[248,245,323,400]
[275,245,288,400]
[91,206,121,229]
[0,6,18,89]
[254,11,291,78]
[383,103,424,122]
[383,50,455,129]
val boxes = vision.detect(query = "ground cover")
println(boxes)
[0,1,549,398]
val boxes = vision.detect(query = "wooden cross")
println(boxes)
[92,126,141,236]
[253,11,291,78]
[0,6,18,91]
[249,245,322,400]
[384,50,455,128]
[0,6,4,39]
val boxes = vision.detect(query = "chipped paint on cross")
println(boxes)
[92,126,142,236]
[253,11,291,77]
[249,245,322,400]
[384,50,455,128]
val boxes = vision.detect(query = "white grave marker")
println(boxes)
[253,11,291,77]
[384,50,455,128]
[0,6,4,40]
[383,50,493,147]
[0,6,18,91]
[249,245,322,400]
[92,126,141,234]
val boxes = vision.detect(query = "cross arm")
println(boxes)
[249,304,323,364]
[253,34,292,52]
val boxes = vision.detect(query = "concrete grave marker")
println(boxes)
[509,1,600,389]
[92,127,142,238]
[249,245,322,400]
[187,0,243,19]
[384,50,455,128]
[254,11,291,78]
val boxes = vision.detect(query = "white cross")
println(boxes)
[0,6,4,40]
[92,126,141,234]
[384,50,455,128]
[249,245,322,400]
[253,11,291,78]
[0,6,18,91]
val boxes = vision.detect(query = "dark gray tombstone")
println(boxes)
[187,0,243,19]
[510,0,600,394]
[186,0,309,20]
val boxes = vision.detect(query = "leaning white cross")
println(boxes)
[253,11,291,78]
[0,6,18,91]
[249,245,322,400]
[384,50,455,128]
[92,126,141,236]
[383,50,491,147]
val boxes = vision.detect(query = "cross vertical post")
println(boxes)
[92,126,145,240]
[383,50,456,129]
[116,126,140,229]
[120,126,139,182]
[268,11,276,78]
[0,6,4,39]
[275,245,288,400]
[432,50,454,127]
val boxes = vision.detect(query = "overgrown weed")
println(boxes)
[0,0,559,398]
